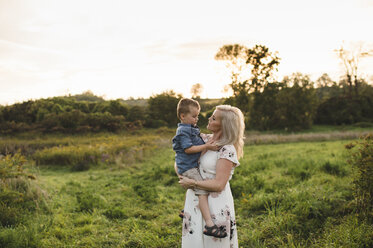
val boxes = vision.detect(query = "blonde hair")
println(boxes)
[215,105,245,159]
[177,98,200,119]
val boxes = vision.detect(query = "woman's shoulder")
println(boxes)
[218,144,240,166]
[220,144,236,152]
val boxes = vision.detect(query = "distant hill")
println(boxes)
[64,91,105,102]
[120,97,224,110]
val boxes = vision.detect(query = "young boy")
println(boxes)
[172,98,226,238]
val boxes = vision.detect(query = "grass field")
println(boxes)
[0,128,372,247]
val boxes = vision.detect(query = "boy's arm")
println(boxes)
[184,143,219,154]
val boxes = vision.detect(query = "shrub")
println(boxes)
[0,154,47,227]
[249,73,317,131]
[146,90,181,127]
[347,134,373,222]
[315,96,373,125]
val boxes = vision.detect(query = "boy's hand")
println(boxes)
[205,142,220,151]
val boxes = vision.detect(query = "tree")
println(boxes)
[246,45,281,92]
[107,100,128,117]
[335,42,373,98]
[127,105,146,122]
[190,83,203,99]
[146,90,182,127]
[315,73,341,101]
[215,44,280,113]
[250,73,317,131]
[316,73,336,88]
[279,73,317,130]
[215,44,249,94]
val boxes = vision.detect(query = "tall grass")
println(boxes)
[0,130,372,247]
[25,133,167,170]
[245,130,372,145]
[346,134,373,222]
[0,154,48,247]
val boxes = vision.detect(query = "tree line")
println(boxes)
[215,43,373,131]
[1,43,372,134]
[0,91,218,134]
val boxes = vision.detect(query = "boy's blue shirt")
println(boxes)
[172,123,205,174]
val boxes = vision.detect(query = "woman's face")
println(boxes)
[207,109,222,132]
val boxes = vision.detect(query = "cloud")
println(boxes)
[0,39,64,55]
[359,0,373,7]
[143,39,230,62]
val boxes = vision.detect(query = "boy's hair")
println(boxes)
[177,98,200,119]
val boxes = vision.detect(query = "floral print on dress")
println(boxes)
[182,211,194,236]
[210,191,222,198]
[182,142,239,247]
[209,205,234,243]
[218,145,240,167]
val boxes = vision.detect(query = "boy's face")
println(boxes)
[180,106,199,126]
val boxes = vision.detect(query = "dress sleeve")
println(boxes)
[217,145,240,167]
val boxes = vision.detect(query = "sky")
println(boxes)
[0,0,372,105]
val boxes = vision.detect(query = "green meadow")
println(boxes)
[0,128,372,247]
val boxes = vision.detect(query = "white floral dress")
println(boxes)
[182,137,240,248]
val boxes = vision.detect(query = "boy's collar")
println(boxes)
[178,123,198,128]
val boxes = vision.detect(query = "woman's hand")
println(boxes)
[178,176,195,189]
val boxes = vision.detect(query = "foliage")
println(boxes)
[190,83,203,99]
[215,44,280,113]
[127,105,146,122]
[0,154,47,228]
[32,134,160,169]
[250,73,317,131]
[146,90,182,128]
[1,131,373,247]
[246,45,281,92]
[1,81,372,134]
[26,141,371,247]
[335,42,373,98]
[67,90,105,102]
[346,134,373,222]
[0,95,145,134]
[315,73,340,101]
[315,95,373,125]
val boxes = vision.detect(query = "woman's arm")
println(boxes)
[174,162,180,176]
[179,158,234,192]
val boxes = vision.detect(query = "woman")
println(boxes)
[178,105,245,248]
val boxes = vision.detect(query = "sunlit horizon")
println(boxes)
[1,0,372,106]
